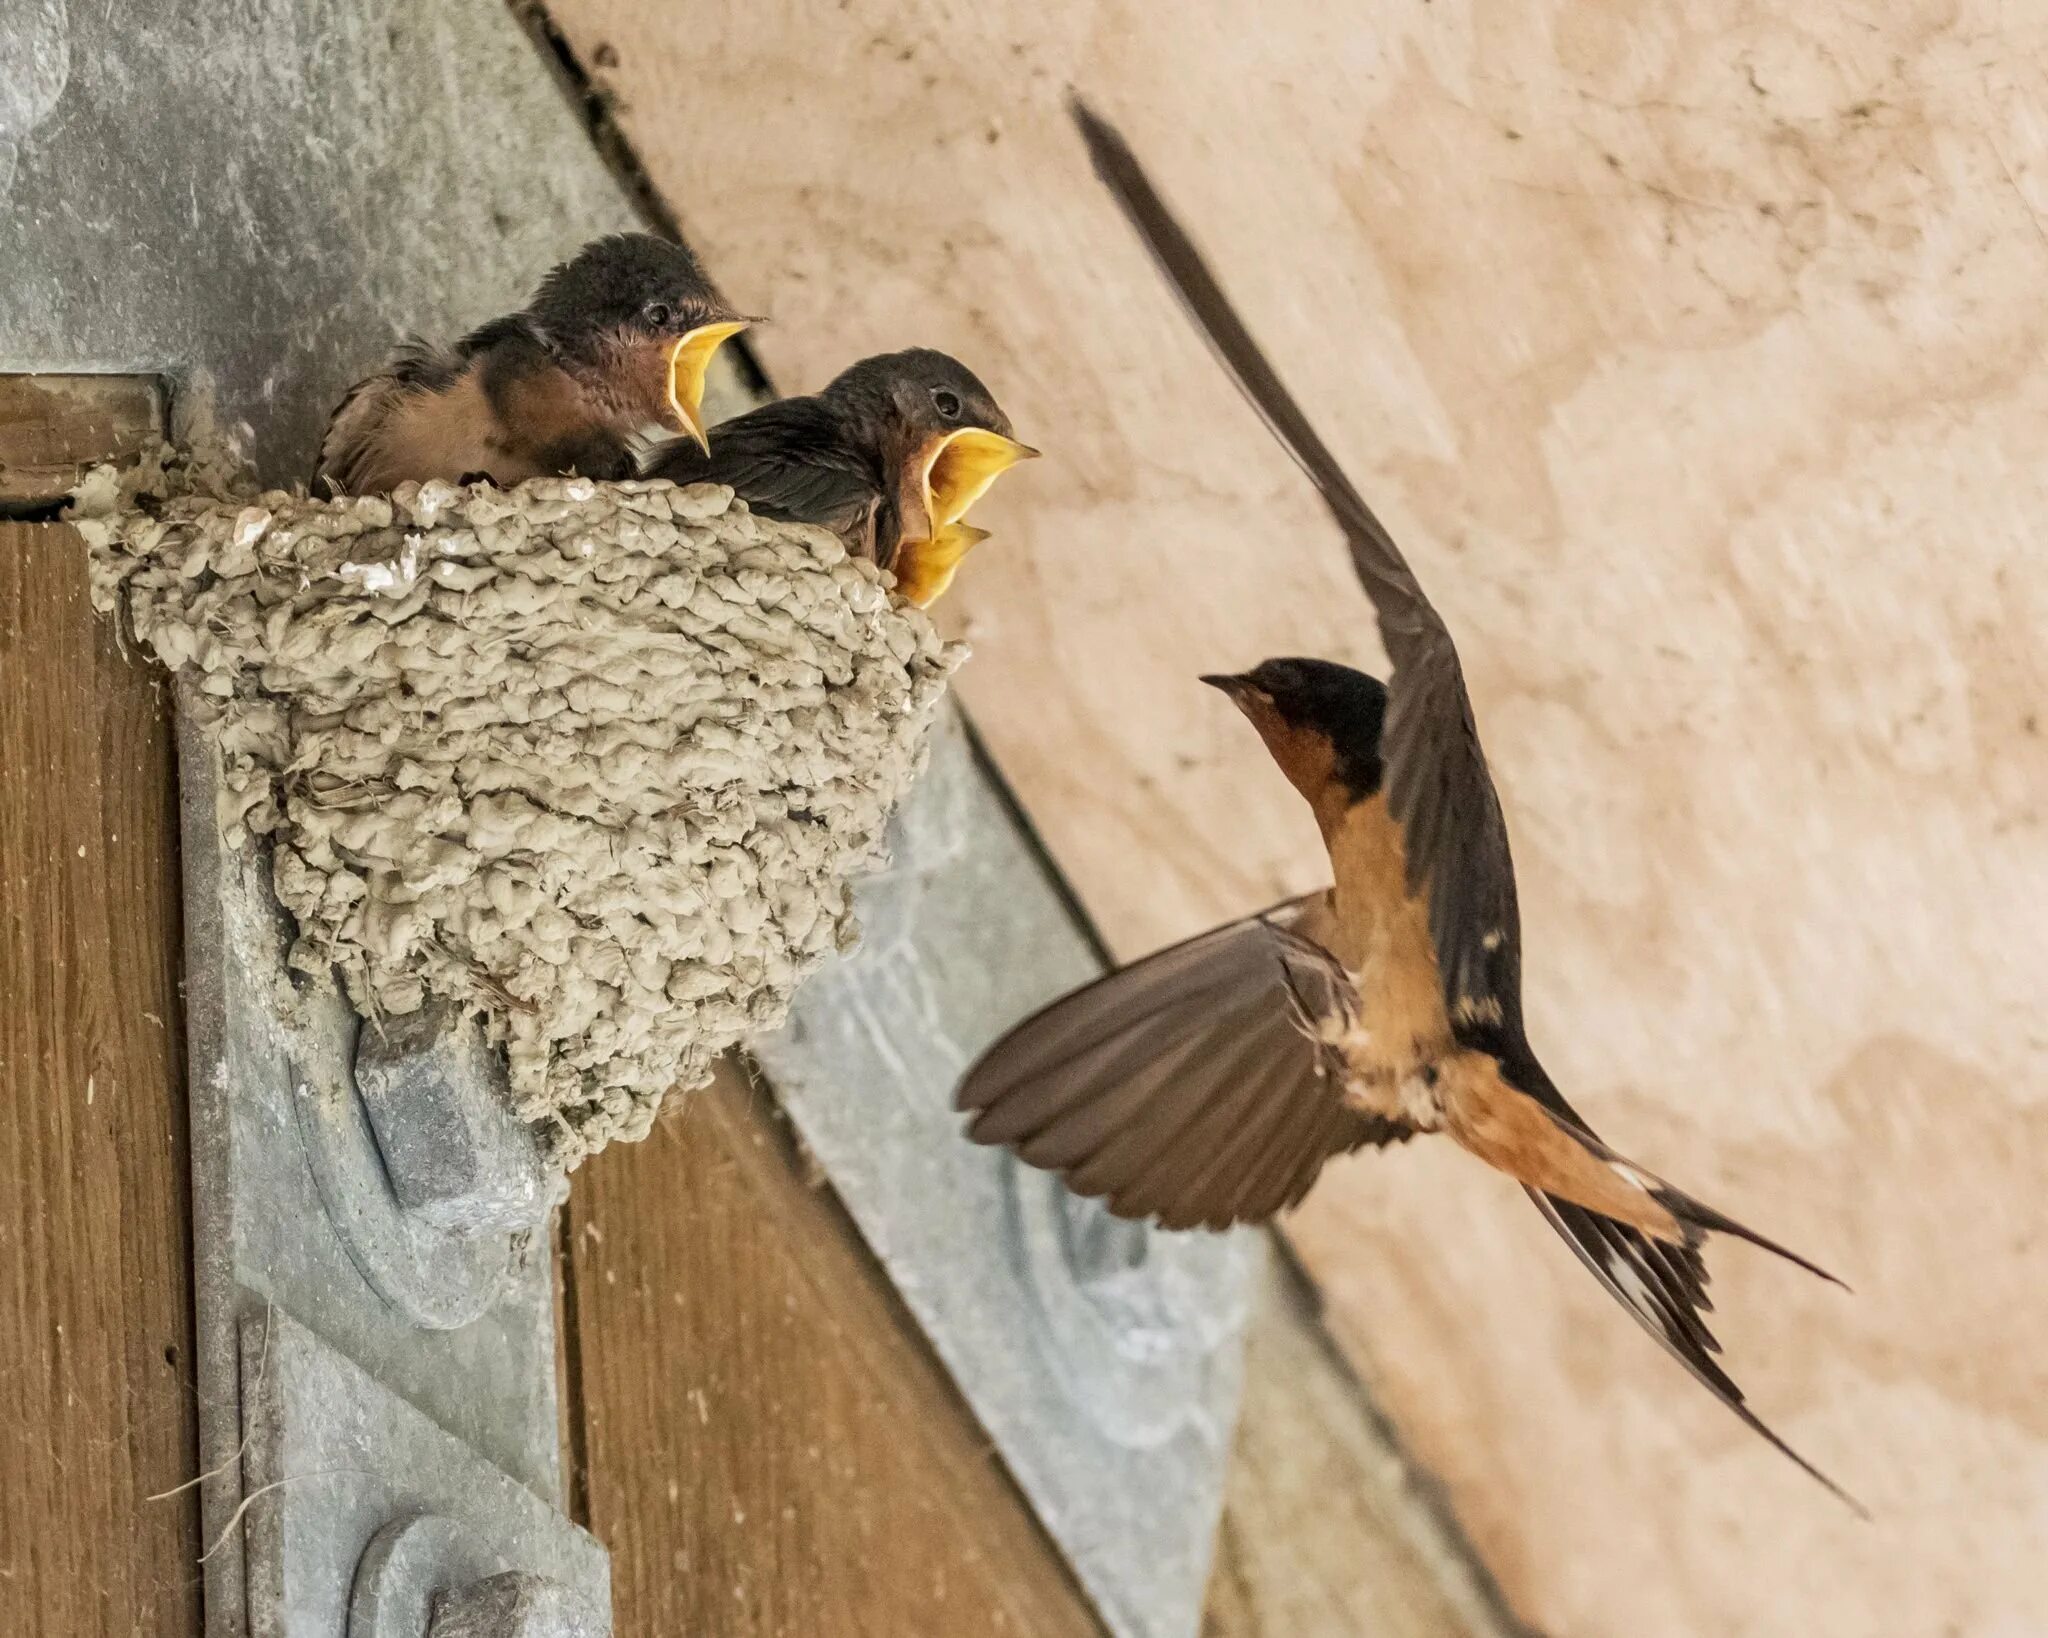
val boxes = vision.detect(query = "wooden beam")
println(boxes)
[0,374,199,1635]
[1205,1254,1524,1638]
[0,375,164,506]
[564,1061,1106,1638]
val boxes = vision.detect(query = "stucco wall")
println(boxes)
[549,2,2048,1631]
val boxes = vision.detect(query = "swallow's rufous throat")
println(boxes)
[314,232,752,496]
[641,347,1035,595]
[955,97,1858,1510]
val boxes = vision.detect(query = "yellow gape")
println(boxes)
[919,426,1038,530]
[665,320,751,452]
[895,522,990,609]
[893,426,1036,607]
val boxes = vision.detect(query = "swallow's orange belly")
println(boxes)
[1320,794,1454,1088]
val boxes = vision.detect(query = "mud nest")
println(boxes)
[79,461,961,1163]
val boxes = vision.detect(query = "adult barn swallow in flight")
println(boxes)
[314,232,751,495]
[641,348,1035,592]
[956,98,1857,1508]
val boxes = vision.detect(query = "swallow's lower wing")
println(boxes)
[641,400,882,551]
[955,894,1412,1231]
[1072,98,1523,1039]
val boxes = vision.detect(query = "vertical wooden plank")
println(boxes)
[1202,1257,1522,1638]
[0,379,200,1636]
[566,1062,1105,1638]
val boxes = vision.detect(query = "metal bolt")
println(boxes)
[352,1003,550,1234]
[429,1572,603,1638]
[350,1518,606,1638]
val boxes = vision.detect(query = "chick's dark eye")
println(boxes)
[643,300,674,328]
[932,388,962,419]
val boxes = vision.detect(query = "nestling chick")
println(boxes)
[641,347,1035,588]
[315,232,752,495]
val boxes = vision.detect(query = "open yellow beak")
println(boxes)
[665,320,751,453]
[896,522,991,609]
[920,427,1039,532]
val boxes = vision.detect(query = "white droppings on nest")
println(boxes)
[79,466,963,1164]
[336,532,423,596]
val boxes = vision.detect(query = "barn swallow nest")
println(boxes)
[77,454,962,1163]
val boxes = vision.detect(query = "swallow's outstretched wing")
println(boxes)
[1071,95,1858,1510]
[958,894,1413,1230]
[1071,97,1519,1042]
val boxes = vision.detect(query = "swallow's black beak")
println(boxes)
[1200,672,1251,698]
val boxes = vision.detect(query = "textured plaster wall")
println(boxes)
[532,2,2044,1632]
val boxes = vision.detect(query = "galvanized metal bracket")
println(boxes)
[310,1005,556,1333]
[180,693,605,1638]
[239,1309,607,1638]
[756,708,1260,1638]
[0,4,671,1629]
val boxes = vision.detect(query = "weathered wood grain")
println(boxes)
[0,375,199,1636]
[564,1061,1106,1638]
[0,376,163,504]
[1202,1253,1522,1638]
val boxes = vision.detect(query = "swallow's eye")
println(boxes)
[643,300,674,328]
[932,388,962,420]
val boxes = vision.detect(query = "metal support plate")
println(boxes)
[0,6,658,1630]
[239,1309,608,1638]
[179,701,588,1635]
[756,709,1261,1638]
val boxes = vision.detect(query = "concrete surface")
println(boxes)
[0,0,646,479]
